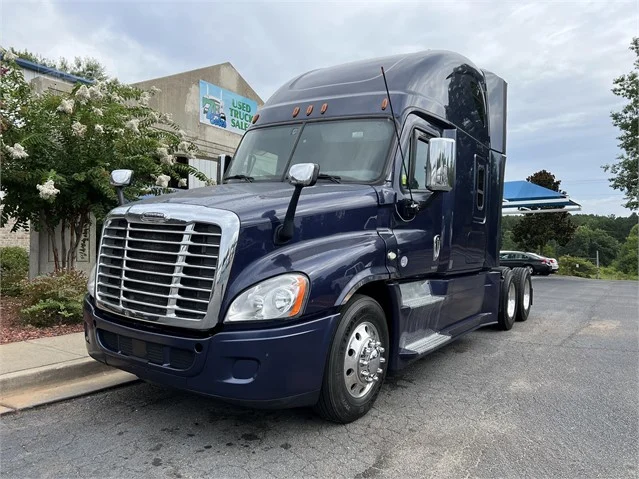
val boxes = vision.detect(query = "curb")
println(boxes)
[0,357,112,395]
[0,358,138,414]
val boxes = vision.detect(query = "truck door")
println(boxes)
[391,119,447,278]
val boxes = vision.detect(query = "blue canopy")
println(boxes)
[502,181,581,214]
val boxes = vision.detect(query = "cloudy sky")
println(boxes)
[2,0,637,216]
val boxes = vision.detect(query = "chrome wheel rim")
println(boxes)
[343,321,386,399]
[507,282,516,318]
[527,266,533,274]
[523,278,531,311]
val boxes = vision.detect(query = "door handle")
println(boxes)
[433,234,441,261]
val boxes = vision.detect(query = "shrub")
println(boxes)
[558,256,597,278]
[0,246,29,296]
[19,270,87,327]
[599,266,638,281]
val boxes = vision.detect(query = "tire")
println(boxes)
[497,268,517,331]
[314,294,389,424]
[525,265,535,275]
[512,267,532,322]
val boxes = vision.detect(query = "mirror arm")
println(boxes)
[275,184,303,244]
[116,187,126,206]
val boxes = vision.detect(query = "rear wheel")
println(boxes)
[512,267,532,322]
[314,294,389,424]
[498,269,517,331]
[525,265,534,275]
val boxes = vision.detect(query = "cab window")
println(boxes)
[402,131,430,191]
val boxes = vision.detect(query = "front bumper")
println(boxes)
[84,297,340,408]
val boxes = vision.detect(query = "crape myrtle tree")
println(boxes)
[0,50,212,271]
[604,37,638,211]
[511,170,577,253]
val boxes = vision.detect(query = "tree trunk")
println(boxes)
[67,220,75,271]
[60,220,68,270]
[68,211,89,271]
[46,224,60,272]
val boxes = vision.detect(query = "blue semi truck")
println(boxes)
[84,50,533,423]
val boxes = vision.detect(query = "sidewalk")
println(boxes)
[0,332,137,414]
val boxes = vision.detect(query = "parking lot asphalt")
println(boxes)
[2,276,637,479]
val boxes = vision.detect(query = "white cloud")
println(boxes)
[1,0,172,82]
[579,195,630,216]
[1,0,636,216]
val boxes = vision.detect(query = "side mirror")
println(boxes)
[110,169,133,205]
[426,138,455,192]
[110,169,133,187]
[288,163,319,187]
[275,163,320,244]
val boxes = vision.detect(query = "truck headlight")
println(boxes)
[87,264,97,298]
[225,273,309,322]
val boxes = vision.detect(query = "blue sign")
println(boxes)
[199,80,257,135]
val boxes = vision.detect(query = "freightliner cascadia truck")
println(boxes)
[85,50,533,423]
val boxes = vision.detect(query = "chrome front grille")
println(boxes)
[96,217,221,323]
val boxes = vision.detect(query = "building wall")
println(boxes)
[0,220,30,249]
[133,62,263,165]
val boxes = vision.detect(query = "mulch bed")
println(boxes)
[0,297,83,344]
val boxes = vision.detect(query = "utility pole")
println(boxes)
[596,250,600,279]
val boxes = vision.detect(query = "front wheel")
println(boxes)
[314,294,389,423]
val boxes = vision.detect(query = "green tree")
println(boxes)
[616,224,638,275]
[558,225,619,266]
[603,37,638,211]
[1,50,210,270]
[571,213,638,244]
[511,170,577,252]
[7,47,108,81]
[58,56,108,82]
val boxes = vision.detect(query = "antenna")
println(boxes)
[381,66,415,207]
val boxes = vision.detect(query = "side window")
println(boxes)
[402,131,430,191]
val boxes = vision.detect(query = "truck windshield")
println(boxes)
[225,119,394,183]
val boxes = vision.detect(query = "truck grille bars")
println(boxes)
[94,206,238,329]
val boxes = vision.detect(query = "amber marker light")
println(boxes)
[251,114,259,124]
[288,276,308,317]
[320,103,328,114]
[381,98,388,110]
[306,105,314,116]
[292,107,300,117]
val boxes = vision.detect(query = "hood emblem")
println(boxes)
[140,211,168,223]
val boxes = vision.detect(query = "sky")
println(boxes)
[1,0,637,216]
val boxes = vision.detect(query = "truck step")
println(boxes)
[399,332,452,358]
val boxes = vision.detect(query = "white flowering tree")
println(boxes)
[0,50,212,271]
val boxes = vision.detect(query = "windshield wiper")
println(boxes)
[224,174,254,183]
[317,173,341,183]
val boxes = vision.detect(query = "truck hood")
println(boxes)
[131,182,378,223]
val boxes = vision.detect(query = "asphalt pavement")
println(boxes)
[2,276,637,478]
